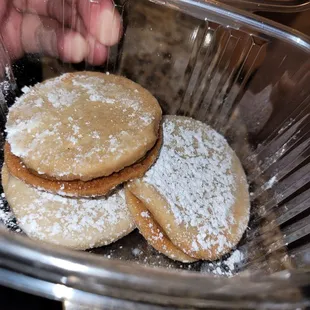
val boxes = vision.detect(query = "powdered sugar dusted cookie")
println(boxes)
[127,115,250,261]
[6,72,162,181]
[2,165,135,250]
[125,189,197,263]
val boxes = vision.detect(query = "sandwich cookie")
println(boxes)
[4,134,162,197]
[5,71,162,195]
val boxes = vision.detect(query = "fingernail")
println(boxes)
[13,0,26,11]
[96,7,121,46]
[86,38,108,66]
[64,33,88,63]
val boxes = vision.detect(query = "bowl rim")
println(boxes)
[1,228,310,307]
[148,0,310,51]
[219,0,310,13]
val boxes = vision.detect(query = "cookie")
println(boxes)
[127,115,250,261]
[4,133,162,197]
[2,165,135,250]
[6,71,162,181]
[125,189,197,263]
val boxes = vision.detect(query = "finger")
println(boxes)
[13,0,122,47]
[86,35,108,66]
[13,0,74,26]
[1,8,24,60]
[13,0,88,39]
[21,14,88,63]
[75,0,122,46]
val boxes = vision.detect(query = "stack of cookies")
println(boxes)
[3,72,162,250]
[126,116,250,262]
[2,72,250,262]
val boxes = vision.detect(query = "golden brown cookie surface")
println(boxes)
[6,72,162,181]
[128,116,250,261]
[125,188,197,263]
[2,165,135,250]
[4,133,162,197]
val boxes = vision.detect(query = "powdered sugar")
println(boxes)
[140,114,154,126]
[141,211,150,218]
[5,72,160,179]
[21,86,31,94]
[6,115,43,157]
[132,248,142,256]
[143,116,239,254]
[0,206,14,227]
[92,131,100,139]
[71,75,155,125]
[0,195,21,232]
[34,98,44,107]
[47,88,79,108]
[5,174,134,248]
[200,249,244,276]
[225,249,244,270]
[21,190,127,237]
[264,176,277,190]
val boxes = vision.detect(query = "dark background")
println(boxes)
[0,285,62,310]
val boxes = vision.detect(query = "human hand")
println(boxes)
[0,0,122,66]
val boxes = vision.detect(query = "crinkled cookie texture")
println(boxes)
[127,115,250,261]
[2,165,135,250]
[6,71,162,181]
